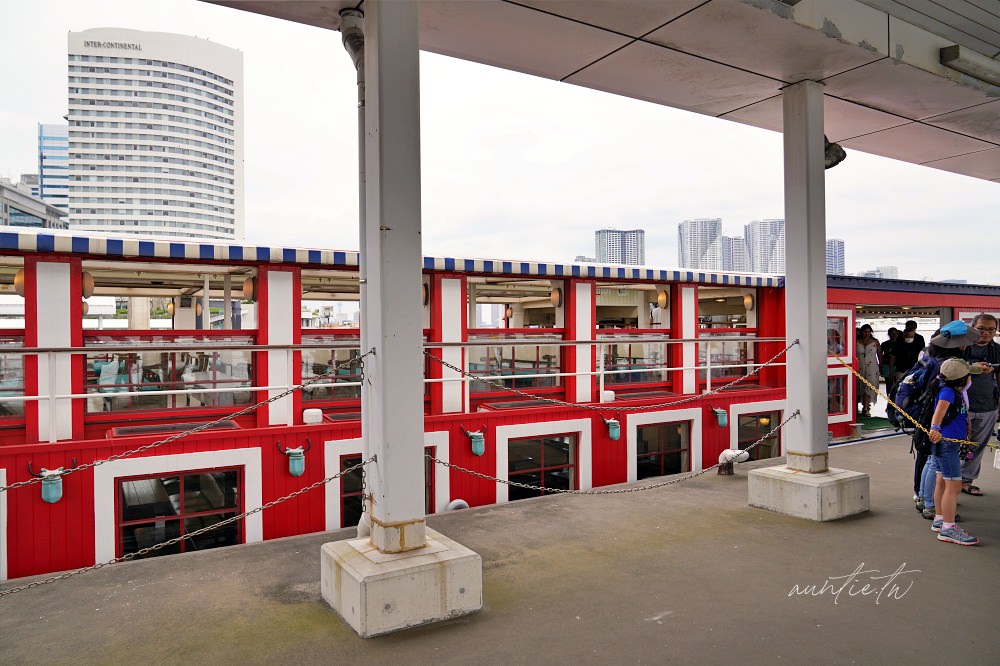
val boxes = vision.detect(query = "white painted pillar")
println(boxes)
[223,274,233,330]
[437,277,465,413]
[202,274,211,331]
[679,286,697,394]
[32,262,74,442]
[362,0,426,553]
[264,269,295,426]
[566,280,594,404]
[128,297,150,330]
[782,80,829,473]
[467,283,477,327]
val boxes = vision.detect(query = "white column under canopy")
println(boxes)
[747,80,869,521]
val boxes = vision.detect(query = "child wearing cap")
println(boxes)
[927,357,983,546]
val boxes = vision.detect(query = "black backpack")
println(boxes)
[887,356,940,432]
[909,380,962,456]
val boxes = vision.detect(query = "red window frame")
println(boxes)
[737,411,782,461]
[114,465,243,558]
[0,330,25,425]
[635,421,691,479]
[507,432,578,500]
[827,375,849,416]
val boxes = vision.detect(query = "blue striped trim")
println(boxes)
[0,231,783,285]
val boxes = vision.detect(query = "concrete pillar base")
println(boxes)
[748,466,869,521]
[320,528,482,637]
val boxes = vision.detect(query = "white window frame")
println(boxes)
[625,407,702,482]
[495,419,592,504]
[728,399,786,457]
[93,448,262,562]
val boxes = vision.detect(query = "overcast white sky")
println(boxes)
[2,0,998,283]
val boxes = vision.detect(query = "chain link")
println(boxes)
[0,349,376,494]
[0,456,375,598]
[428,411,799,495]
[829,354,997,451]
[424,340,798,412]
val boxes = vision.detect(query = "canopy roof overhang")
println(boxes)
[210,0,1000,183]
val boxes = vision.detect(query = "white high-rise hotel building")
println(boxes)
[67,28,244,239]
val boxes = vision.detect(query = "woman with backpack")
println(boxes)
[927,358,983,546]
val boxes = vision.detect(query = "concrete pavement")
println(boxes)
[2,435,998,664]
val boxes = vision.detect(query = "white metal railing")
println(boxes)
[0,335,787,437]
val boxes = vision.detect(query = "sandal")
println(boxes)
[961,485,984,496]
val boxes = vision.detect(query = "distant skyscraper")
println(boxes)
[875,265,898,279]
[595,228,645,265]
[18,174,40,198]
[38,124,69,213]
[825,238,845,275]
[678,218,722,270]
[67,28,244,239]
[722,235,750,272]
[745,219,785,273]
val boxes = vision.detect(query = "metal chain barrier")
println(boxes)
[424,339,799,413]
[428,410,799,495]
[0,455,375,598]
[830,354,997,451]
[0,349,376,494]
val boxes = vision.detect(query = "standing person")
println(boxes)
[856,325,882,417]
[890,320,925,383]
[927,358,982,545]
[961,313,1000,497]
[826,328,845,355]
[916,321,977,516]
[881,327,899,391]
[650,302,663,327]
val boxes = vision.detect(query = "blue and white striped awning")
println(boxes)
[1,229,782,287]
[421,256,782,287]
